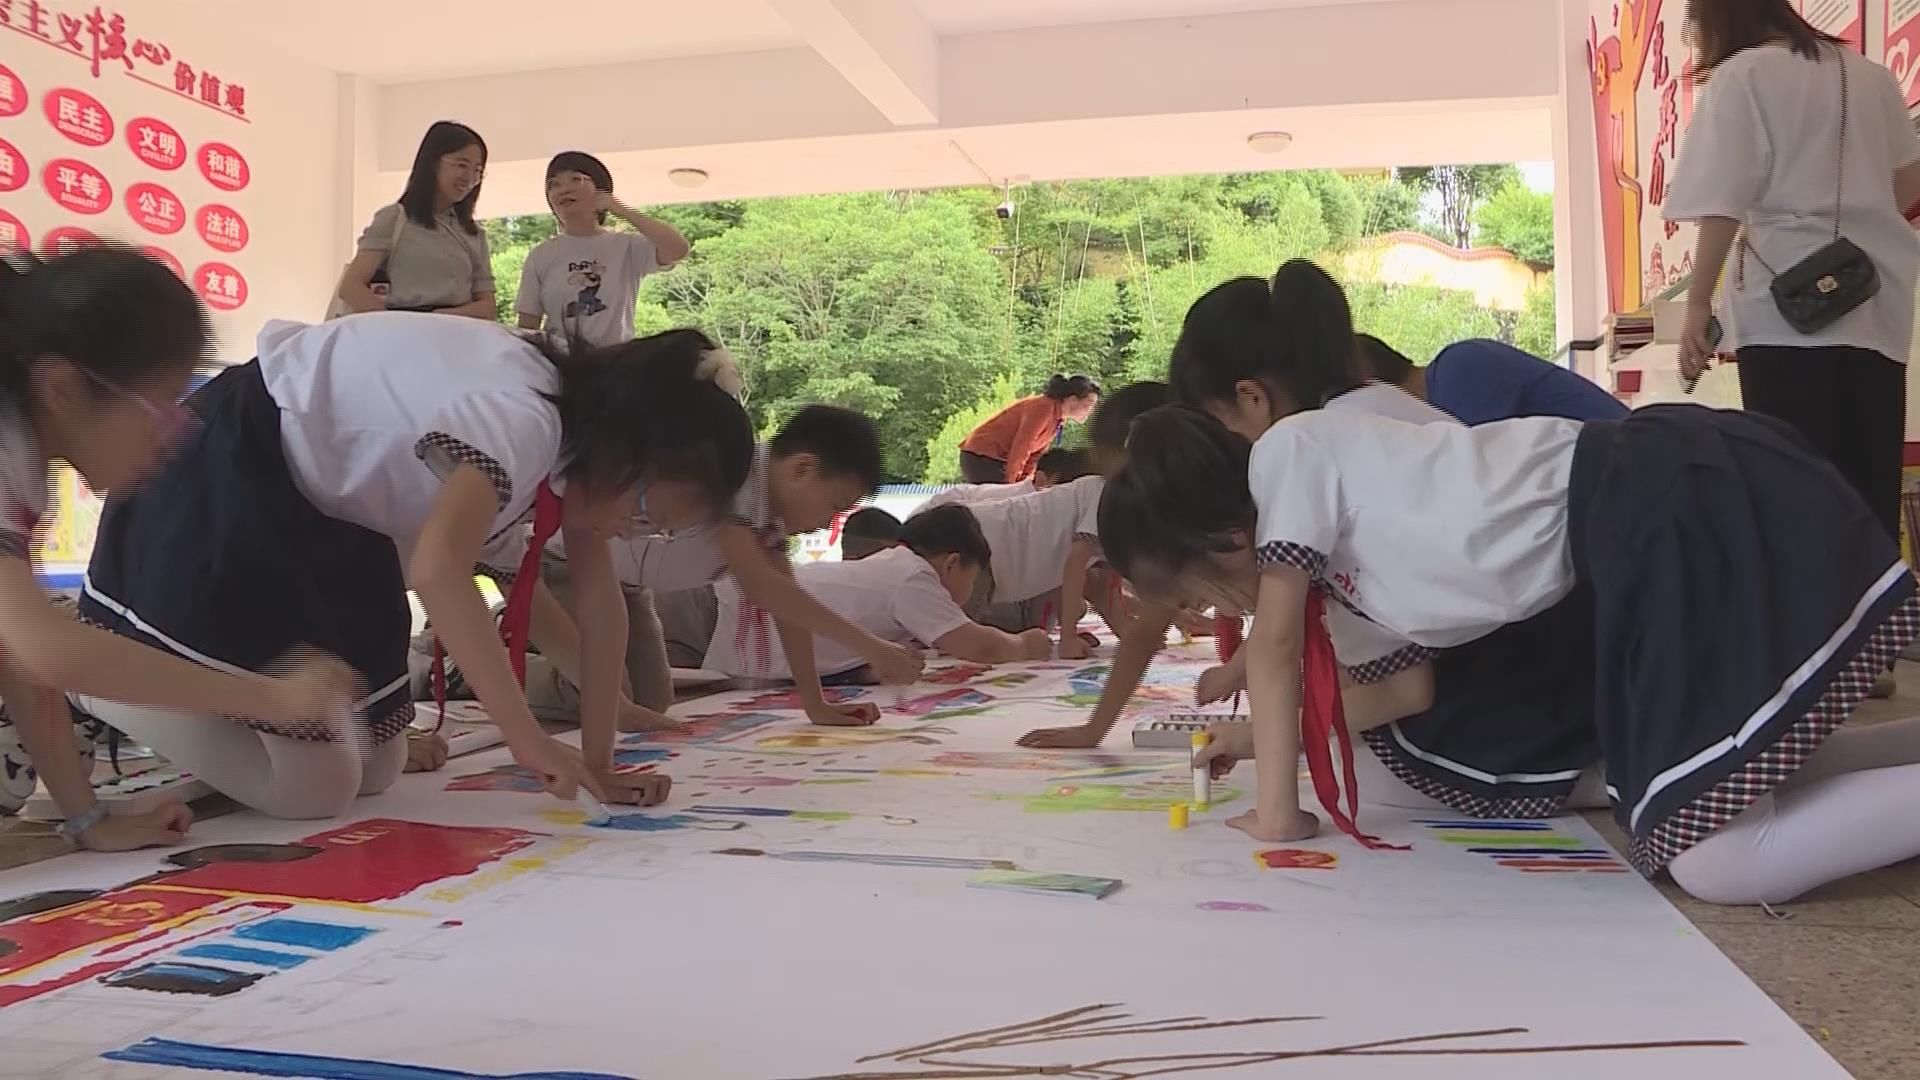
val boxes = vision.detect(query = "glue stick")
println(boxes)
[1168,802,1189,830]
[1191,731,1211,810]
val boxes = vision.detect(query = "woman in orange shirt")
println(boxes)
[959,374,1101,484]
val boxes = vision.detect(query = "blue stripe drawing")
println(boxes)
[230,918,377,951]
[179,943,313,969]
[103,1038,639,1079]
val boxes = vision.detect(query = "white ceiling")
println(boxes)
[911,0,1409,34]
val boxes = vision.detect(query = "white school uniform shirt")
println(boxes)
[1250,408,1582,649]
[704,545,970,679]
[551,443,785,592]
[0,403,48,563]
[918,477,1036,512]
[258,313,564,578]
[964,475,1104,605]
[1663,44,1920,365]
[514,231,661,349]
[1315,382,1462,672]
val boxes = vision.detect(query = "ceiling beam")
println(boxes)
[768,0,940,126]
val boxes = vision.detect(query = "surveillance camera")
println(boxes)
[995,200,1016,220]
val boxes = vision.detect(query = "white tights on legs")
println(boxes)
[1668,718,1920,905]
[71,695,407,820]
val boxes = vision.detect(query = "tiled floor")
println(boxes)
[4,674,1918,1076]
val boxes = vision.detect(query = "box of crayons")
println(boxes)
[1131,712,1247,749]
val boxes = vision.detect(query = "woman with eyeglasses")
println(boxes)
[335,121,496,319]
[0,249,358,850]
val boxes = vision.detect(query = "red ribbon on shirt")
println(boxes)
[430,481,564,730]
[1300,589,1406,851]
[1214,613,1243,664]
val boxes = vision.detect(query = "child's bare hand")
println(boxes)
[1017,629,1054,661]
[1017,722,1104,749]
[1057,633,1090,660]
[598,770,672,807]
[262,649,360,724]
[866,641,924,685]
[806,700,880,727]
[404,730,449,773]
[1195,664,1243,706]
[79,803,192,852]
[1193,724,1253,779]
[1227,808,1319,843]
[511,735,603,802]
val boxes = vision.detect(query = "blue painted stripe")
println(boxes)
[230,919,376,951]
[103,1037,638,1079]
[179,943,311,969]
[1411,820,1553,831]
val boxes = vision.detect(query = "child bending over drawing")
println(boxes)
[546,405,923,730]
[1096,259,1920,907]
[705,504,1051,683]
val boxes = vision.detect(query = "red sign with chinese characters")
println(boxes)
[40,224,99,254]
[0,210,25,252]
[196,140,248,192]
[196,202,247,253]
[41,156,110,214]
[1889,0,1920,111]
[137,244,181,278]
[193,260,246,311]
[125,114,183,170]
[125,180,182,234]
[0,2,249,120]
[41,84,112,146]
[0,62,24,117]
[0,136,26,193]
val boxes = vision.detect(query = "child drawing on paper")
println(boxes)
[1105,259,1920,907]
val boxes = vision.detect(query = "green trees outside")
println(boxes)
[487,168,1560,482]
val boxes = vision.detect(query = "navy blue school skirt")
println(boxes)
[1358,404,1920,876]
[75,361,414,745]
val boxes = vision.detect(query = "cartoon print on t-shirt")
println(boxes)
[565,259,607,320]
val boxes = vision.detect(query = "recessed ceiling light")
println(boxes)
[668,168,709,189]
[1246,131,1293,154]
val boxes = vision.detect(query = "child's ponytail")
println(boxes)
[1266,258,1359,408]
[1097,405,1254,590]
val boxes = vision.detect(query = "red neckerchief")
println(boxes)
[1299,589,1406,850]
[430,481,563,730]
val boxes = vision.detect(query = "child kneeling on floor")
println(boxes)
[705,504,1051,684]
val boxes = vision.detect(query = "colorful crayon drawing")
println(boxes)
[1063,662,1195,708]
[924,663,991,684]
[1254,849,1338,871]
[988,781,1242,814]
[104,1038,638,1080]
[622,711,784,747]
[754,723,955,751]
[447,747,670,792]
[1413,820,1631,874]
[981,671,1036,689]
[0,820,544,1008]
[930,751,1176,781]
[538,809,745,833]
[730,685,866,712]
[890,688,994,717]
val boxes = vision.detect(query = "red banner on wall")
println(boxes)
[196,140,248,191]
[1890,0,1920,110]
[0,136,26,193]
[41,84,112,145]
[196,202,246,253]
[0,210,25,252]
[40,225,99,254]
[193,260,246,311]
[1796,0,1866,52]
[125,180,183,234]
[41,156,110,214]
[125,114,183,170]
[0,62,25,116]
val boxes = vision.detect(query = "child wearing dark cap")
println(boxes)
[515,151,692,347]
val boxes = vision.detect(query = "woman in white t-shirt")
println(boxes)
[1103,258,1920,906]
[336,122,496,318]
[1667,1,1920,553]
[76,317,754,819]
[515,152,690,348]
[0,249,356,850]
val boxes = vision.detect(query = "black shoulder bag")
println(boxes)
[1738,48,1879,334]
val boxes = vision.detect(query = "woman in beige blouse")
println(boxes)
[337,121,495,319]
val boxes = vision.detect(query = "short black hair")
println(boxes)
[899,504,992,568]
[1035,447,1093,482]
[1353,334,1415,387]
[546,150,613,225]
[842,507,902,542]
[1085,381,1173,456]
[770,405,884,493]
